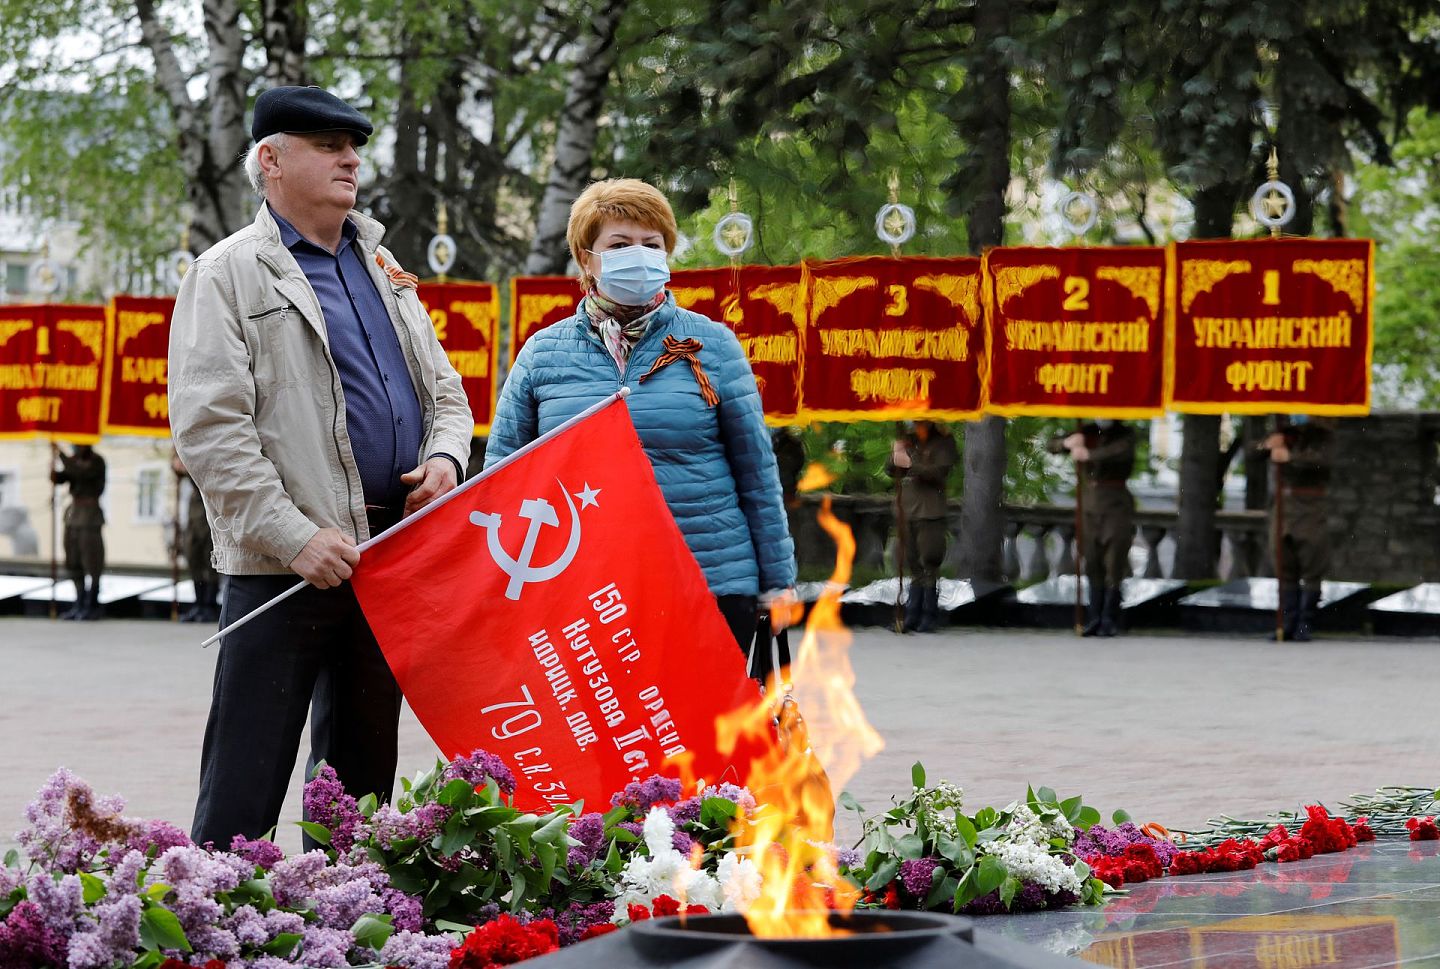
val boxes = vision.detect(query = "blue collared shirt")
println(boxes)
[270,205,423,507]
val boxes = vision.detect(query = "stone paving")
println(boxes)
[1,618,1435,855]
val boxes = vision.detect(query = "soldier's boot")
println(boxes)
[181,582,205,622]
[1271,584,1302,641]
[1081,583,1106,636]
[61,574,86,620]
[80,579,103,621]
[902,582,925,633]
[1293,587,1322,642]
[1097,586,1123,637]
[916,582,941,633]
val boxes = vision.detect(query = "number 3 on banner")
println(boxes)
[1063,276,1089,312]
[1262,270,1280,305]
[482,685,541,740]
[884,285,908,317]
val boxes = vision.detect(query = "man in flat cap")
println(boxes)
[169,86,472,847]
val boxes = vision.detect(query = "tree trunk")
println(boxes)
[262,0,308,86]
[135,0,271,252]
[523,0,628,275]
[954,0,1010,582]
[1173,182,1240,579]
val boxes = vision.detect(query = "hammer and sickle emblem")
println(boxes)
[469,479,589,600]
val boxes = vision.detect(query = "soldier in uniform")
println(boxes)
[1051,421,1136,637]
[1264,415,1334,642]
[172,454,220,623]
[886,420,958,633]
[51,444,106,621]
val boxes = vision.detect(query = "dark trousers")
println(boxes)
[190,573,402,849]
[716,594,758,654]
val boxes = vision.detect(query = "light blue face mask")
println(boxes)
[593,245,670,305]
[1291,414,1309,426]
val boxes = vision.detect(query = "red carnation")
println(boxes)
[1352,817,1376,842]
[449,915,560,969]
[685,904,710,915]
[651,895,681,917]
[1406,817,1440,841]
[580,923,620,941]
[627,903,652,922]
[883,883,901,910]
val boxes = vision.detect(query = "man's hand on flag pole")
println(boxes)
[290,527,360,588]
[401,457,459,516]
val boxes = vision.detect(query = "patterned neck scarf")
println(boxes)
[584,289,667,371]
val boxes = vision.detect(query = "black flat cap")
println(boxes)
[251,86,373,145]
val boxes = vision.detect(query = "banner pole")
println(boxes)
[1274,450,1286,642]
[200,389,630,648]
[49,441,58,620]
[1074,426,1085,636]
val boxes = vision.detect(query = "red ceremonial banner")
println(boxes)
[416,282,500,435]
[668,266,734,322]
[1167,238,1374,415]
[509,276,580,365]
[799,256,985,421]
[0,304,105,442]
[349,395,776,810]
[102,295,174,436]
[984,246,1167,417]
[728,265,804,423]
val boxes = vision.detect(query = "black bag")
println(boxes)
[746,610,793,686]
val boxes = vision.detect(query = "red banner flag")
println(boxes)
[349,395,774,810]
[509,276,580,365]
[800,256,985,421]
[102,295,174,436]
[0,304,105,441]
[417,282,500,435]
[668,266,734,322]
[983,246,1167,417]
[728,265,804,423]
[1167,238,1374,414]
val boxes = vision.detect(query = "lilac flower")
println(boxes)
[1072,822,1178,867]
[263,909,306,939]
[832,845,862,870]
[230,834,285,870]
[443,749,517,795]
[127,818,191,856]
[1014,881,1048,911]
[617,820,644,840]
[566,812,607,868]
[899,857,940,897]
[268,850,330,908]
[16,768,102,872]
[549,901,619,947]
[384,888,424,933]
[25,871,83,934]
[313,877,384,928]
[611,775,682,812]
[187,922,241,960]
[105,850,146,897]
[0,899,69,967]
[301,925,356,967]
[379,929,457,969]
[960,889,1006,916]
[0,865,24,898]
[366,802,450,851]
[709,783,758,814]
[672,830,697,856]
[303,765,363,853]
[66,893,142,969]
[669,798,703,825]
[225,905,269,948]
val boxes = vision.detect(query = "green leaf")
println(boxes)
[952,813,978,848]
[140,905,191,953]
[143,883,172,902]
[295,821,332,846]
[953,870,979,910]
[536,842,558,893]
[130,952,165,969]
[999,874,1022,908]
[973,807,997,829]
[911,762,926,789]
[509,872,528,909]
[435,919,475,935]
[79,871,106,904]
[1037,786,1058,806]
[1076,806,1102,830]
[925,874,958,911]
[936,837,973,871]
[533,812,569,846]
[700,797,738,828]
[439,814,470,857]
[864,858,900,893]
[239,878,274,903]
[604,839,624,874]
[897,833,926,860]
[357,793,378,818]
[438,778,477,807]
[3,849,17,867]
[262,933,303,957]
[837,791,865,815]
[1060,795,1083,821]
[351,913,394,950]
[974,855,1006,896]
[1112,809,1133,825]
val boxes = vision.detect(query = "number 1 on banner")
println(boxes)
[1262,270,1281,306]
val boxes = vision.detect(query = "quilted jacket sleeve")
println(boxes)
[713,328,797,591]
[484,342,540,469]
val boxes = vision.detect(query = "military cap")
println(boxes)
[251,86,373,146]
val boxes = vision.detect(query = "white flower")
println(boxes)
[611,806,729,920]
[716,853,763,913]
[981,840,1081,897]
[642,807,676,856]
[1003,804,1048,847]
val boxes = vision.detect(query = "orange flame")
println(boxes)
[714,495,884,937]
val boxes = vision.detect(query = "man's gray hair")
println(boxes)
[243,133,290,198]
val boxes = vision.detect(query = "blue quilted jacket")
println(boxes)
[485,294,796,596]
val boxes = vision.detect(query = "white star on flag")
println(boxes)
[574,483,601,509]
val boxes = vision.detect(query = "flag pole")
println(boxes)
[201,390,630,647]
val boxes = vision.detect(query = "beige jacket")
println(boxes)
[168,204,471,575]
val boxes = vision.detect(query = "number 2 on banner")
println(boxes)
[481,685,541,740]
[429,309,448,341]
[1063,277,1089,311]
